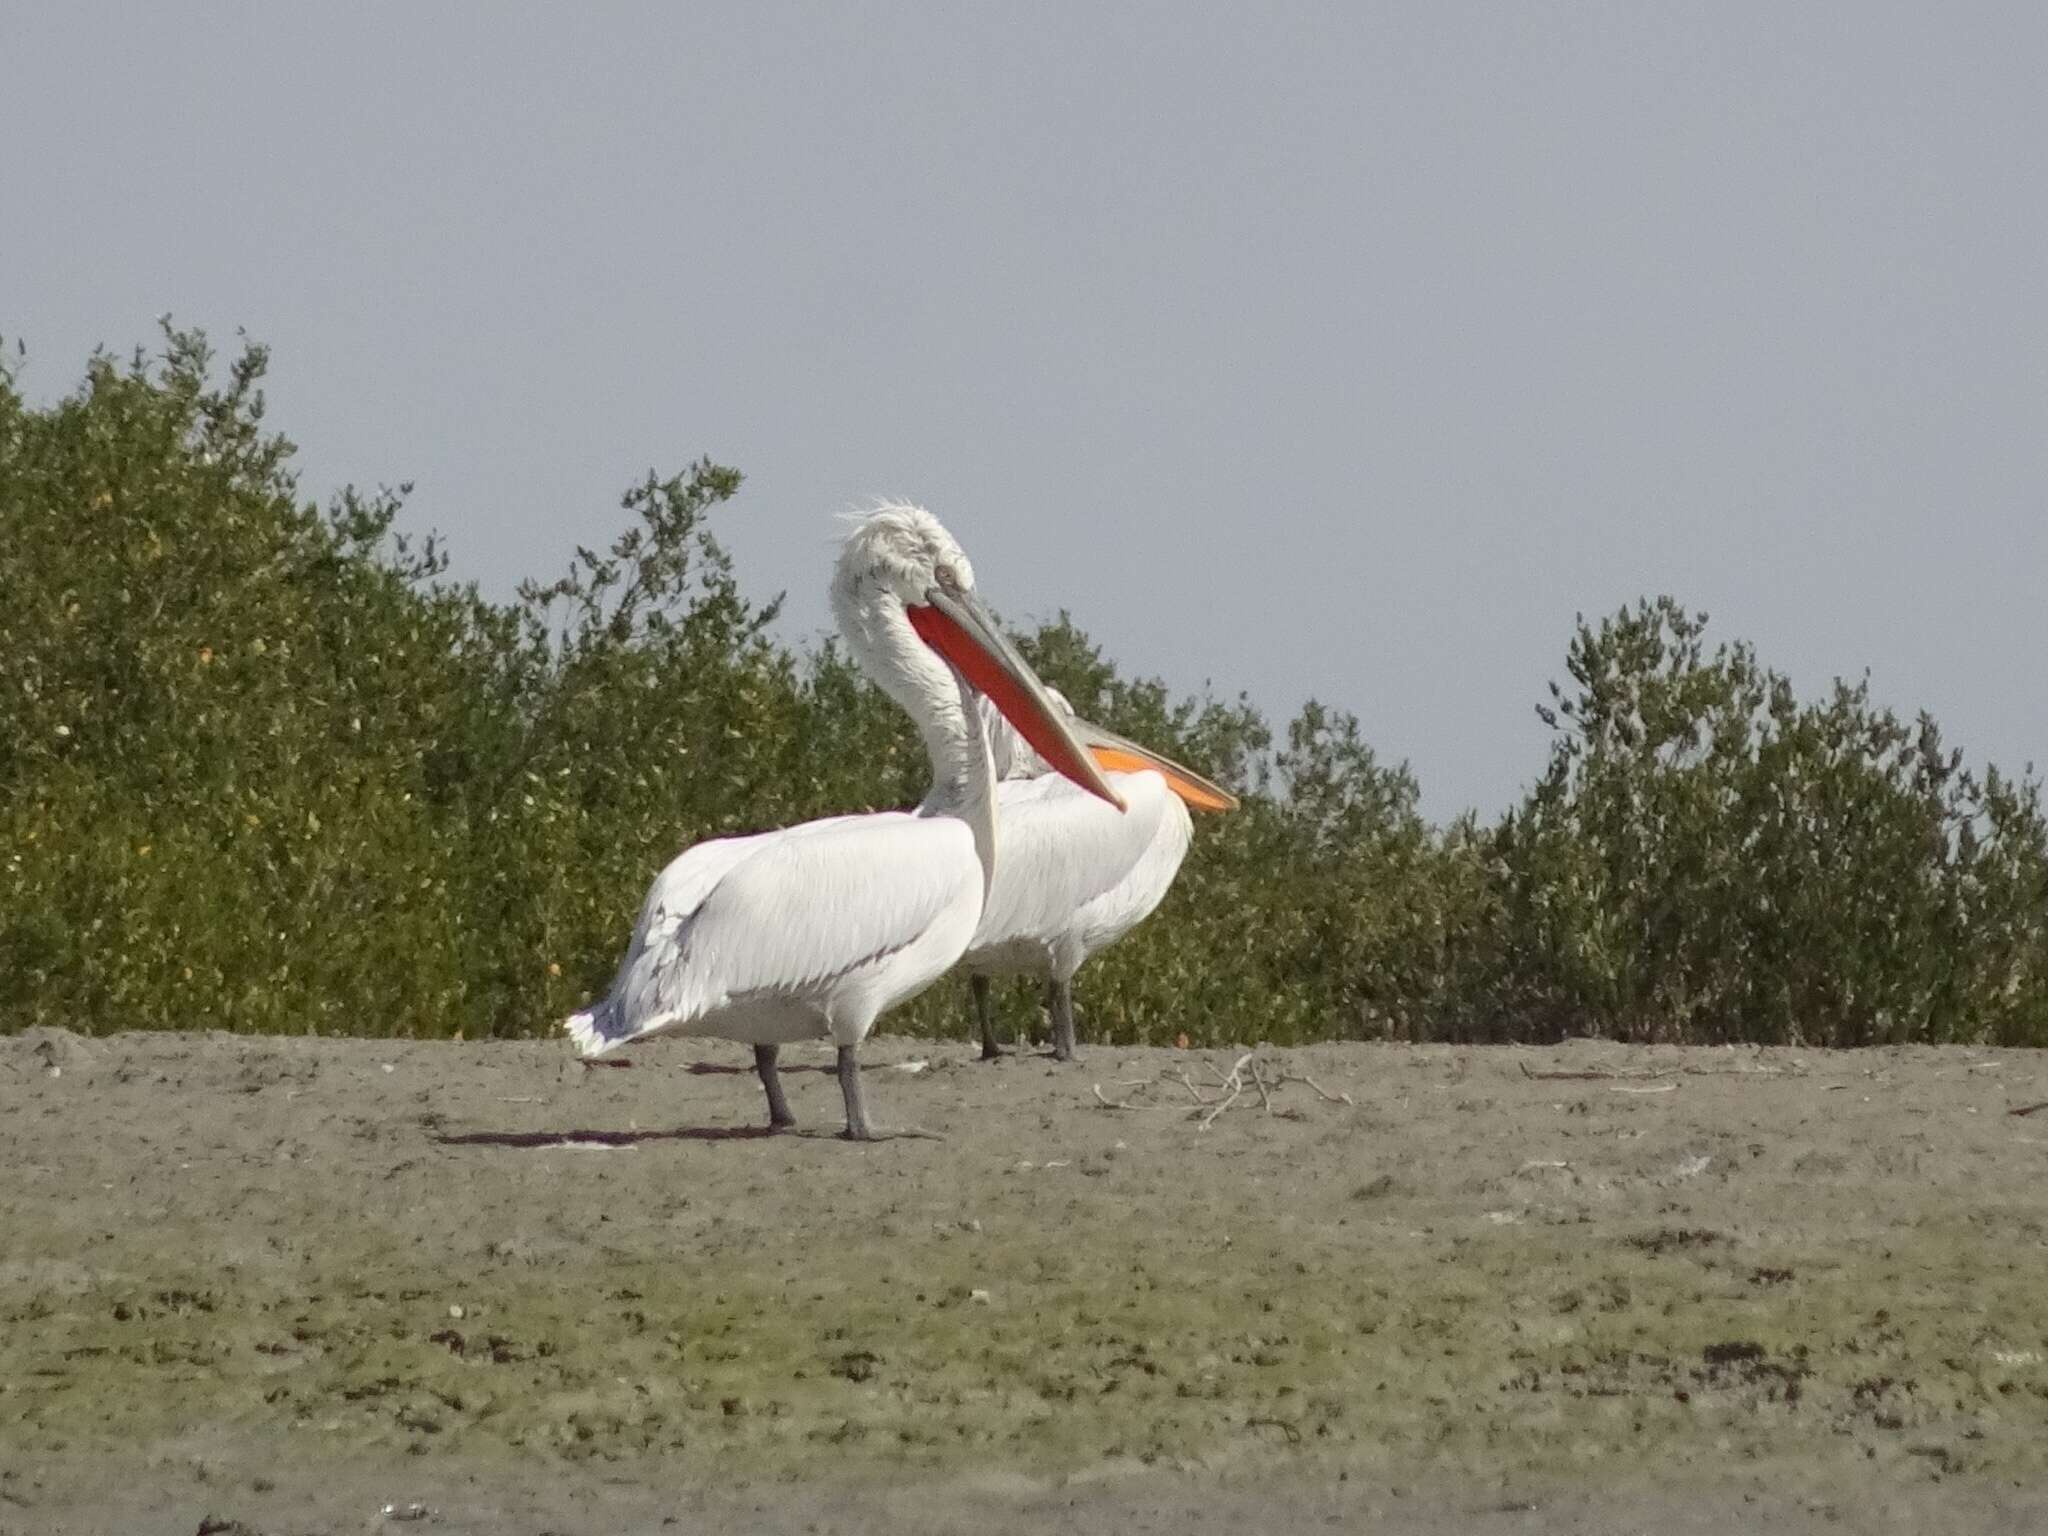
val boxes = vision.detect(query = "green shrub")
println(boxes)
[1,332,509,1033]
[5,333,2043,1046]
[1483,598,2048,1045]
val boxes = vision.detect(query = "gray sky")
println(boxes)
[7,3,2044,818]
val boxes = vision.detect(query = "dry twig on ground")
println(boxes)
[1088,1051,1353,1128]
[1282,1070,1352,1104]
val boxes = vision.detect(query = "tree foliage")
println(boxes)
[4,333,2043,1045]
[1479,599,2048,1045]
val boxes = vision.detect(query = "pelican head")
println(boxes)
[833,503,979,614]
[831,504,1122,809]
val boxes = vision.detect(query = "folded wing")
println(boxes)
[584,813,977,1048]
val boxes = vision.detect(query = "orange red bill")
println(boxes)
[907,596,1125,811]
[1071,720,1240,813]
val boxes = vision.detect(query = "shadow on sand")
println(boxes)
[683,1059,837,1076]
[432,1125,780,1148]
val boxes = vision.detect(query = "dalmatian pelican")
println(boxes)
[964,690,1237,1060]
[564,504,1120,1139]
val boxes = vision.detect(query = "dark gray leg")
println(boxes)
[837,1044,875,1141]
[973,974,1006,1060]
[1049,978,1078,1062]
[755,1043,795,1130]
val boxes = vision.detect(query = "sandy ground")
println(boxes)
[3,1025,2047,1536]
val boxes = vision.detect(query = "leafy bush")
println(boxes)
[1,332,509,1033]
[4,333,2043,1046]
[1480,599,2048,1045]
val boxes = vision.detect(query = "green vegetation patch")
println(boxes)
[3,328,2045,1048]
[7,1218,2044,1486]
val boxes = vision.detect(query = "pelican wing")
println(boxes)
[1072,784,1193,953]
[580,812,976,1049]
[970,771,1178,957]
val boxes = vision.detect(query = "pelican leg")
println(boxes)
[755,1043,796,1130]
[837,1044,876,1141]
[1049,978,1079,1062]
[973,974,1006,1060]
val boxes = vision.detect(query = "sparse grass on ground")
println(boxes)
[3,1030,2045,1534]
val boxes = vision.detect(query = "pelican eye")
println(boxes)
[933,562,962,592]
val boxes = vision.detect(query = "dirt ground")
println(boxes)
[3,1024,2046,1536]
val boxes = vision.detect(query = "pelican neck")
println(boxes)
[916,668,1000,889]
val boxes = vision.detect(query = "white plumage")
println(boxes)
[962,693,1230,1060]
[566,811,977,1051]
[562,505,1120,1138]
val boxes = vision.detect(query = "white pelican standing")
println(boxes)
[964,692,1238,1061]
[563,505,1121,1139]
